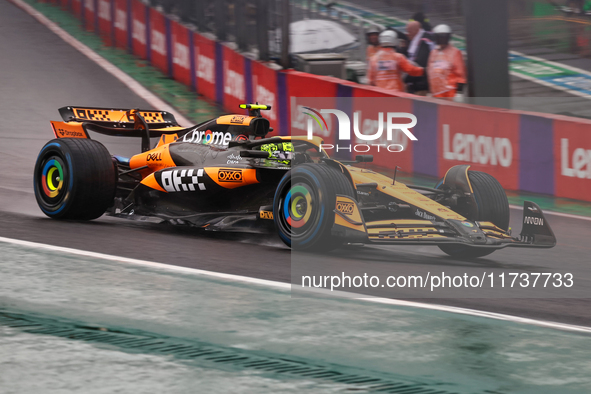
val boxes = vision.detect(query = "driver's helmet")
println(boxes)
[260,142,294,165]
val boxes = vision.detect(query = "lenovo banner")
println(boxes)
[193,32,216,101]
[97,0,112,45]
[554,118,591,202]
[83,0,96,32]
[130,0,147,59]
[113,0,129,50]
[283,71,339,142]
[438,105,520,191]
[222,46,247,112]
[251,61,279,135]
[149,9,168,75]
[71,0,82,18]
[170,21,192,88]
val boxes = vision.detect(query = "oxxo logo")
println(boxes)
[561,138,591,179]
[336,201,354,215]
[218,169,243,183]
[304,108,417,153]
[442,125,513,167]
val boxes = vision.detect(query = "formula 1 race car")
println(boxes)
[34,104,556,258]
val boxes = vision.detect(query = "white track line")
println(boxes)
[2,235,591,335]
[7,0,192,127]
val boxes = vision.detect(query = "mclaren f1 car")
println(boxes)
[34,104,556,258]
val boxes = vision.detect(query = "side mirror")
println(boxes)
[355,155,374,163]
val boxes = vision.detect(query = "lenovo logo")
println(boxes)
[98,0,110,21]
[442,125,513,167]
[197,55,214,84]
[132,20,146,45]
[561,138,591,179]
[151,30,166,55]
[115,9,126,30]
[224,62,245,101]
[173,43,189,69]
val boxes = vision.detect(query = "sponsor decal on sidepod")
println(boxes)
[161,169,205,192]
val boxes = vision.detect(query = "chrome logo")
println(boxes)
[42,159,64,198]
[284,184,313,229]
[203,130,214,144]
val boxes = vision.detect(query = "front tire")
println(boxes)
[438,171,509,259]
[273,163,356,251]
[34,138,116,220]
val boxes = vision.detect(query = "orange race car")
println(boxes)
[33,104,556,258]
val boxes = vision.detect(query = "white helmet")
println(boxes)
[366,26,381,35]
[378,30,398,47]
[433,24,452,34]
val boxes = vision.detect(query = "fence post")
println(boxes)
[280,0,290,68]
[257,0,270,61]
[215,0,227,41]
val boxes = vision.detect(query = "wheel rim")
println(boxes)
[37,155,67,206]
[278,180,320,242]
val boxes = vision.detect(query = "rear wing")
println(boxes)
[59,106,179,128]
[53,106,185,152]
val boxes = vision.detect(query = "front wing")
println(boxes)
[332,196,556,250]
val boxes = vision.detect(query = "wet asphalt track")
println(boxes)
[1,0,591,327]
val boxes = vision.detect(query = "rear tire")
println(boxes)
[34,138,116,220]
[438,171,509,259]
[273,164,356,252]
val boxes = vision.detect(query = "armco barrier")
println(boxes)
[54,0,591,202]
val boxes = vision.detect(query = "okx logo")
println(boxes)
[304,108,418,153]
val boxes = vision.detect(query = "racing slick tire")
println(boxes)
[34,138,116,220]
[438,171,510,259]
[273,163,356,252]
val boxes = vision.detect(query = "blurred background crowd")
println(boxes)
[136,0,591,115]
